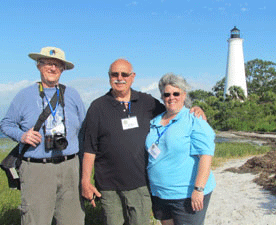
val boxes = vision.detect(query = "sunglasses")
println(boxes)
[163,92,181,98]
[110,72,132,78]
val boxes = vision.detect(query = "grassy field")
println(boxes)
[212,142,271,168]
[0,138,271,225]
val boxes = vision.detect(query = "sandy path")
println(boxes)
[205,157,276,225]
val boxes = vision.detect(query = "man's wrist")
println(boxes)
[81,178,92,184]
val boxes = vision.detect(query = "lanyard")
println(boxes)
[121,101,132,117]
[44,87,60,121]
[155,121,174,145]
[39,84,67,137]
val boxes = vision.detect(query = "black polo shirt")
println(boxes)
[84,89,165,191]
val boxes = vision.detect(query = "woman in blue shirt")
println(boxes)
[146,73,216,225]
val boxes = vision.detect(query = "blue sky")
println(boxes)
[0,0,275,118]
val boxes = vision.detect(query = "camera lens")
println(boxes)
[54,134,68,151]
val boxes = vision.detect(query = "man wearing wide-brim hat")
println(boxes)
[0,47,85,224]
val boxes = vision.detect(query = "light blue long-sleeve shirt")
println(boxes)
[0,83,85,158]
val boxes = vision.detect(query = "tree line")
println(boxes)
[190,59,276,132]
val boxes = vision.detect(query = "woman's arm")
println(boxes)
[191,155,212,211]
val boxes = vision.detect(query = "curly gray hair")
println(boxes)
[159,73,190,93]
[158,73,191,107]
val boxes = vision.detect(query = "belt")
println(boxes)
[22,154,77,164]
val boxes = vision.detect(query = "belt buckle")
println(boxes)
[52,157,61,164]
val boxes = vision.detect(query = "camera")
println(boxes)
[45,133,68,151]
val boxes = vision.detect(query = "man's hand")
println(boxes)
[190,106,207,121]
[82,181,102,207]
[21,127,42,147]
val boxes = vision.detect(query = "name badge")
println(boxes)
[121,116,139,130]
[9,168,19,179]
[148,143,161,159]
[50,123,65,135]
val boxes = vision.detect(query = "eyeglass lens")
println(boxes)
[110,72,132,78]
[163,92,180,98]
[41,61,63,70]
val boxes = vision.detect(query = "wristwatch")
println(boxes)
[194,186,204,192]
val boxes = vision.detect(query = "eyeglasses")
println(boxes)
[39,61,64,70]
[163,92,181,98]
[109,72,132,78]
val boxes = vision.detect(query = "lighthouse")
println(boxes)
[224,26,248,98]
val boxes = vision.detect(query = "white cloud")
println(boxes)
[203,6,213,11]
[241,7,249,12]
[0,80,36,106]
[0,78,161,118]
[0,80,36,120]
[0,76,217,119]
[259,6,266,10]
[239,2,249,12]
[140,82,158,93]
[184,9,194,16]
[127,1,138,6]
[67,77,111,109]
[0,80,35,94]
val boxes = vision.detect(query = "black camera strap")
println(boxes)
[20,83,66,157]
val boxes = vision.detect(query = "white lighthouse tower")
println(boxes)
[224,26,247,98]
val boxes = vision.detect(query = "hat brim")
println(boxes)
[28,53,74,70]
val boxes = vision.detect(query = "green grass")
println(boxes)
[0,138,17,153]
[0,139,271,224]
[212,142,271,168]
[0,139,21,225]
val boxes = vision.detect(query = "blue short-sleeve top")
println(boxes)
[145,107,216,199]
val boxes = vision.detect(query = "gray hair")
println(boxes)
[158,73,191,107]
[159,73,190,94]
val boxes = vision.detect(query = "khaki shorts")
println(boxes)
[100,186,152,225]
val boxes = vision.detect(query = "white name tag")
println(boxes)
[148,143,161,159]
[121,116,139,130]
[9,168,19,179]
[50,123,65,135]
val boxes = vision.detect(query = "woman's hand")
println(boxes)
[191,190,204,211]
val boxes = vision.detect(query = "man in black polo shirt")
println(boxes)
[81,59,205,225]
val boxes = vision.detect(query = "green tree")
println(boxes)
[189,89,213,102]
[245,59,276,95]
[189,59,276,132]
[228,86,246,101]
[212,77,225,97]
[259,91,276,103]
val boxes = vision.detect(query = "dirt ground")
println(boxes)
[225,135,276,195]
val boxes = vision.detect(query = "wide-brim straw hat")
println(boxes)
[28,47,74,70]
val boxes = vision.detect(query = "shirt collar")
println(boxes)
[150,106,188,127]
[106,88,139,107]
